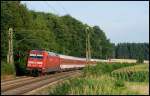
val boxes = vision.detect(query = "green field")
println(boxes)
[48,63,149,95]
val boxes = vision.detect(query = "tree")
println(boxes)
[1,1,115,75]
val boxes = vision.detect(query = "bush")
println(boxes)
[1,61,15,76]
[49,63,142,95]
[136,56,144,63]
[112,71,149,82]
[114,79,125,87]
[129,71,149,82]
[15,58,28,76]
[83,62,137,76]
[49,75,138,95]
[111,64,149,82]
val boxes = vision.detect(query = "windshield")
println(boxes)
[29,54,43,59]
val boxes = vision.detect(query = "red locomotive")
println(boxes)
[26,50,96,76]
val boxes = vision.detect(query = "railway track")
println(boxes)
[1,76,34,86]
[1,70,81,95]
[1,76,31,83]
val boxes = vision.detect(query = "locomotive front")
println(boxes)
[26,50,45,76]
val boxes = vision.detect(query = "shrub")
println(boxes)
[1,61,15,76]
[136,56,144,63]
[49,75,139,95]
[114,79,125,87]
[83,62,137,76]
[15,57,28,76]
[49,63,141,95]
[111,64,149,82]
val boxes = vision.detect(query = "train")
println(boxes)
[26,50,97,76]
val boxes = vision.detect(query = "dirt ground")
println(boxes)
[1,75,15,81]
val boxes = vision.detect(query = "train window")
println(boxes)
[29,54,43,59]
[30,56,37,58]
[30,56,43,59]
[29,54,36,58]
[36,56,43,59]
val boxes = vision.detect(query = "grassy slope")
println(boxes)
[111,64,149,82]
[112,64,149,95]
[112,64,149,72]
[48,63,149,95]
[125,82,149,95]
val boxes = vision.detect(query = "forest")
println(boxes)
[115,43,149,60]
[1,1,149,75]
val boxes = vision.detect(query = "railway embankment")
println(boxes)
[44,63,149,95]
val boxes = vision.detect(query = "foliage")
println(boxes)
[136,56,144,63]
[1,61,15,76]
[83,62,137,76]
[1,1,149,76]
[1,1,113,60]
[115,43,149,60]
[48,63,144,95]
[49,75,139,95]
[111,64,149,82]
[1,1,113,75]
[114,79,125,87]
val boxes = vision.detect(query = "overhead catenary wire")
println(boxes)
[44,1,60,16]
[34,2,101,60]
[44,1,71,16]
[55,2,70,15]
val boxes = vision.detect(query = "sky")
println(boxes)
[21,1,149,44]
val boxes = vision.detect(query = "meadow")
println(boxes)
[48,63,149,95]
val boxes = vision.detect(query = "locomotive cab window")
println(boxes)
[36,55,43,59]
[29,54,36,58]
[30,56,36,58]
[29,54,43,59]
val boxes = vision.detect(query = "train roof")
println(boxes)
[59,54,86,60]
[30,50,100,61]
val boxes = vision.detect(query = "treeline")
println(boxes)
[1,1,149,76]
[114,43,149,60]
[1,1,149,64]
[1,1,113,63]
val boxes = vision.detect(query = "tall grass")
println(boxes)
[48,62,142,95]
[49,75,139,95]
[83,62,137,76]
[111,64,149,82]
